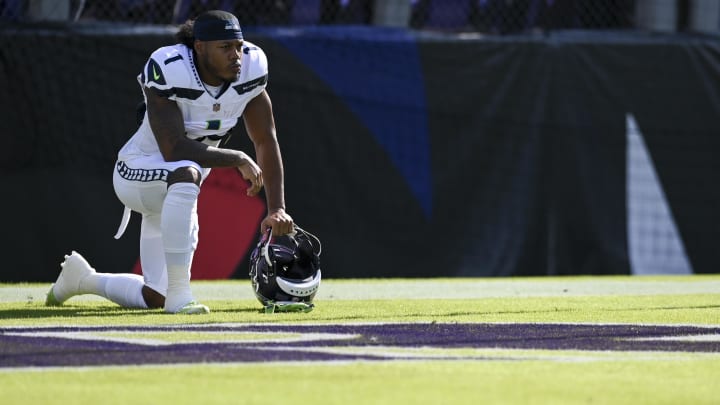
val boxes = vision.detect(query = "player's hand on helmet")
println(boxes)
[261,208,294,236]
[236,154,263,196]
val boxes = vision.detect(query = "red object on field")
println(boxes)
[132,167,266,279]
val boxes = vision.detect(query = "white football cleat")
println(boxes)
[45,251,96,306]
[170,300,210,315]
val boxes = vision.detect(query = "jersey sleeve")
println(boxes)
[232,42,269,97]
[247,44,269,84]
[136,46,189,101]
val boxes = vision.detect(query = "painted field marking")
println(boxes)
[2,323,719,369]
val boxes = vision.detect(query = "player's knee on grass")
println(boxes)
[142,286,165,309]
[167,166,201,187]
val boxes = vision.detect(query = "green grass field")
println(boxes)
[1,276,719,404]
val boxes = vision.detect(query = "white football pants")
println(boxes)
[112,154,208,296]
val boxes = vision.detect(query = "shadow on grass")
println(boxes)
[0,305,159,319]
[306,304,720,323]
[0,304,265,320]
[206,307,266,315]
[437,304,720,319]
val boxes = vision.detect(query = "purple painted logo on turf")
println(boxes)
[1,323,718,368]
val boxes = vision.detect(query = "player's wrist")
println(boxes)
[236,152,251,166]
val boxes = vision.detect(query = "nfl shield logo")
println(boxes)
[213,103,221,112]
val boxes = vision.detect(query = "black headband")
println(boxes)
[193,10,243,41]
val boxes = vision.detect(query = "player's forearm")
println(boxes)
[152,119,252,168]
[167,140,251,168]
[256,141,286,212]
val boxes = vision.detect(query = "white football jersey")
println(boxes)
[118,41,268,160]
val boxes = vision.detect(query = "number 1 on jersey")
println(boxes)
[206,120,221,130]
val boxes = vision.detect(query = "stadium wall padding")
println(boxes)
[1,26,718,281]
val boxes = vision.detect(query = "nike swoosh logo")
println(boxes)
[152,65,160,81]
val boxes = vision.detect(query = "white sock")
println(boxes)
[161,182,200,312]
[79,273,148,309]
[164,253,194,312]
[103,274,148,308]
[140,213,168,296]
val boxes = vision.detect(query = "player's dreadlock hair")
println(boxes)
[175,19,195,48]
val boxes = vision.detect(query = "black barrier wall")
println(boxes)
[1,26,718,281]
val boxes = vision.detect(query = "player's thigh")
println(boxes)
[113,158,203,215]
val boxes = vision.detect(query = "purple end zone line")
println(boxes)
[1,323,719,368]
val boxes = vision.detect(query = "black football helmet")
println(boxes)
[249,225,322,313]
